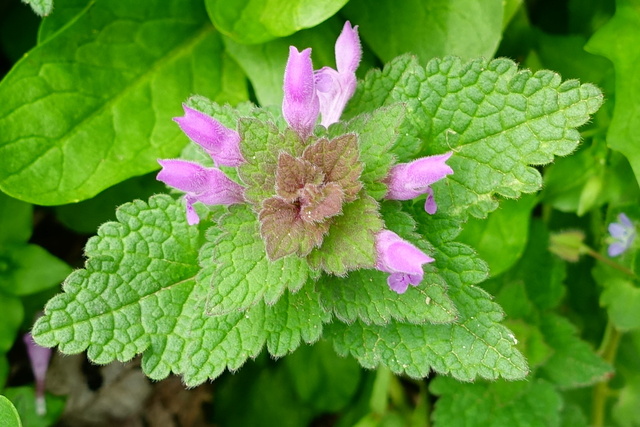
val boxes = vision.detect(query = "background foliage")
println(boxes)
[0,0,638,426]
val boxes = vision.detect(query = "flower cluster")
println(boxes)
[157,22,454,293]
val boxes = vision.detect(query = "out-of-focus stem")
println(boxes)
[591,322,622,427]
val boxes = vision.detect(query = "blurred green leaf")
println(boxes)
[205,0,348,44]
[430,377,563,427]
[0,395,21,427]
[612,331,640,427]
[214,364,312,427]
[457,195,537,277]
[284,340,361,412]
[0,0,248,205]
[343,0,503,64]
[0,193,32,245]
[54,173,165,234]
[3,387,65,427]
[587,0,640,186]
[538,314,612,388]
[0,244,71,296]
[0,293,23,353]
[0,355,8,390]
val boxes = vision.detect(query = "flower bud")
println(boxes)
[282,47,320,139]
[173,105,244,167]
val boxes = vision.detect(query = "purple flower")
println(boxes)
[608,213,636,257]
[384,152,454,214]
[173,104,244,167]
[315,21,362,127]
[375,230,434,294]
[157,159,245,225]
[283,47,320,139]
[23,332,52,415]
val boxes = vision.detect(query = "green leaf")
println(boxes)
[302,135,363,202]
[307,194,383,275]
[204,0,349,44]
[54,173,166,234]
[343,0,503,64]
[0,192,32,244]
[284,340,361,412]
[0,293,23,353]
[37,0,87,43]
[586,0,640,186]
[317,268,457,325]
[328,284,528,381]
[612,331,640,427]
[238,119,305,206]
[538,314,612,388]
[22,0,53,17]
[329,105,407,200]
[0,0,248,205]
[316,202,458,325]
[457,194,537,277]
[430,377,562,427]
[32,195,327,386]
[3,387,65,427]
[0,355,8,390]
[212,356,315,427]
[0,395,21,427]
[485,220,566,312]
[206,204,310,315]
[0,244,71,296]
[347,55,603,219]
[599,277,640,330]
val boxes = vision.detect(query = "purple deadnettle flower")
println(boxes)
[315,21,362,127]
[608,213,636,257]
[375,230,435,294]
[384,152,454,214]
[157,159,245,225]
[23,332,52,415]
[173,104,244,167]
[283,47,320,139]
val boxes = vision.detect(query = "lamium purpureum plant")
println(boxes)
[31,21,604,387]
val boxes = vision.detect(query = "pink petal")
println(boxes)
[384,152,454,202]
[283,47,320,139]
[335,21,361,74]
[173,105,244,167]
[157,159,211,194]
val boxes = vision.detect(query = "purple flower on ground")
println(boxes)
[608,213,636,257]
[157,159,245,225]
[283,47,320,139]
[23,332,52,415]
[384,152,454,214]
[173,104,244,167]
[375,230,435,294]
[315,21,362,127]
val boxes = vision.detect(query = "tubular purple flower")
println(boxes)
[23,332,51,415]
[283,47,320,139]
[375,230,434,294]
[315,21,362,127]
[608,213,636,257]
[173,104,244,167]
[384,152,454,214]
[157,159,245,225]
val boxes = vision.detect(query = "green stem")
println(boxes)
[591,322,622,427]
[583,246,638,278]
